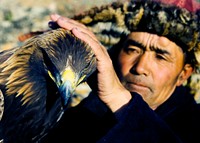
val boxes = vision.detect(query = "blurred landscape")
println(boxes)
[0,0,119,50]
[0,0,199,105]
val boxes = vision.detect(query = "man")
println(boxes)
[43,0,200,143]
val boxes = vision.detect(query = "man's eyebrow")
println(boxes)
[150,46,171,55]
[125,39,171,55]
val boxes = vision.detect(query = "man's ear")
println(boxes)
[176,64,194,86]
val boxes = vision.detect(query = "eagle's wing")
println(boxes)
[0,89,4,121]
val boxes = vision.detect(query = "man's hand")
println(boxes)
[50,14,132,112]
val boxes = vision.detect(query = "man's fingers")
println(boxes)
[72,28,108,59]
[71,28,101,50]
[50,14,96,39]
[50,14,110,61]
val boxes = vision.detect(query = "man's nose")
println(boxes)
[130,53,150,76]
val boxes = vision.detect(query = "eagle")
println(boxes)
[0,28,96,143]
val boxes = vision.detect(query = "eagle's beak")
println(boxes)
[59,67,86,108]
[59,68,76,108]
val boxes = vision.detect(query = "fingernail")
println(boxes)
[50,13,61,21]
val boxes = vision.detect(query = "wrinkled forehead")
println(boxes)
[126,32,183,52]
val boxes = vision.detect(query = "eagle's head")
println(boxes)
[38,28,96,108]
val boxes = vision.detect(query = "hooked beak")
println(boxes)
[59,67,76,109]
[59,67,86,109]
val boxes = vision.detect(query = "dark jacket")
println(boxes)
[43,86,200,143]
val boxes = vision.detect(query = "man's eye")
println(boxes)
[124,47,140,55]
[156,54,166,60]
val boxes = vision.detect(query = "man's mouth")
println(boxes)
[126,82,149,92]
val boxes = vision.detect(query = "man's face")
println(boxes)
[117,32,187,109]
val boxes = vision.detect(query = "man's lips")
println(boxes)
[122,76,153,93]
[126,82,150,92]
[127,81,147,87]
